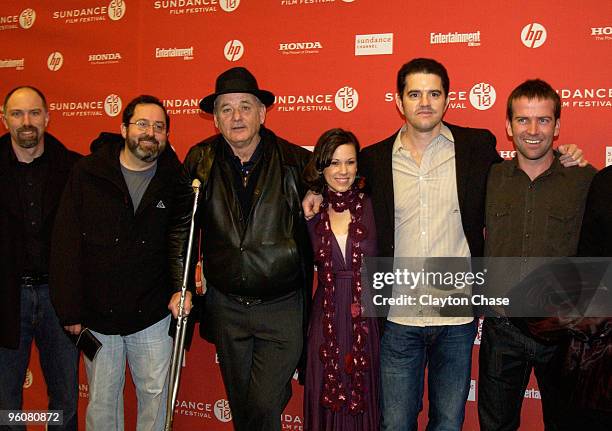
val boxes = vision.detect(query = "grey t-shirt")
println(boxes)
[121,163,157,213]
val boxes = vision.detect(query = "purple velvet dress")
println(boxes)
[304,195,380,431]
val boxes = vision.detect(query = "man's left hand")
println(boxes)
[558,144,588,167]
[168,291,193,319]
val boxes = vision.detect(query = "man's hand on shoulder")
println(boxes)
[558,144,588,167]
[302,190,323,220]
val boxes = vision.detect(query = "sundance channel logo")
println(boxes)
[276,86,359,113]
[49,94,122,118]
[280,0,356,6]
[0,8,36,31]
[53,0,126,24]
[355,33,393,56]
[153,0,240,15]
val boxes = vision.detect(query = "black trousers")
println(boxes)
[204,286,303,431]
[478,317,564,431]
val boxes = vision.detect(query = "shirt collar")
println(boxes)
[505,151,563,178]
[392,122,455,154]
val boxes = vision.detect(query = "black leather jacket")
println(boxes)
[184,127,313,298]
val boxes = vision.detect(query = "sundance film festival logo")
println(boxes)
[53,1,126,24]
[0,58,25,70]
[469,82,496,110]
[50,95,122,117]
[591,26,611,41]
[174,399,214,419]
[19,8,36,28]
[104,94,122,117]
[47,52,64,71]
[163,97,201,115]
[384,89,470,110]
[214,399,232,423]
[521,23,547,48]
[557,87,612,108]
[0,8,35,31]
[335,86,359,112]
[153,0,240,15]
[108,0,127,20]
[276,86,358,113]
[279,41,322,55]
[224,40,244,61]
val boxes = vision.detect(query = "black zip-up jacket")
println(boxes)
[183,127,313,299]
[50,133,192,335]
[0,133,81,348]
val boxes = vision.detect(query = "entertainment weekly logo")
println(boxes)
[0,58,25,70]
[430,30,481,47]
[521,23,547,48]
[279,41,322,55]
[591,25,611,41]
[383,82,497,111]
[162,97,201,116]
[52,1,126,24]
[153,0,240,15]
[355,33,393,56]
[0,8,36,31]
[49,94,123,118]
[280,0,356,7]
[156,47,194,61]
[275,86,359,113]
[556,87,612,109]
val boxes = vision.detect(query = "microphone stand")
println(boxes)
[164,178,201,430]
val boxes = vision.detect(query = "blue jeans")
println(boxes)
[0,284,79,431]
[85,315,172,431]
[380,320,477,431]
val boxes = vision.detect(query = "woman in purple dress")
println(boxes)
[302,129,380,430]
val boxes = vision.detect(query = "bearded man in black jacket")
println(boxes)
[50,95,192,430]
[184,67,313,431]
[0,86,81,431]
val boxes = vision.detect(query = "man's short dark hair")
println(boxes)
[3,85,48,113]
[506,79,561,121]
[396,58,450,97]
[122,95,170,132]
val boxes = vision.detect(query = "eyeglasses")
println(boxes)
[128,119,167,133]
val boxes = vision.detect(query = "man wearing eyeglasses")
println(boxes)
[0,86,81,430]
[50,95,192,430]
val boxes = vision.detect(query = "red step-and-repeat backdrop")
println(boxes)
[2,0,610,429]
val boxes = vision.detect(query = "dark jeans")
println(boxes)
[0,284,79,431]
[380,320,477,431]
[478,317,564,431]
[205,286,303,431]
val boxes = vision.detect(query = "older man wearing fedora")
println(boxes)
[184,67,313,431]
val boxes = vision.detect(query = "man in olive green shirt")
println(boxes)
[478,79,596,431]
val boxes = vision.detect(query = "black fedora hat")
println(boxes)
[199,67,275,113]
